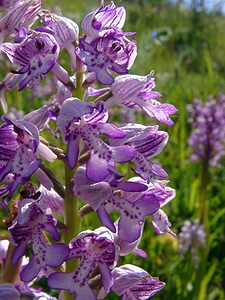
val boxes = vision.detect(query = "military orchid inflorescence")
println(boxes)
[0,1,177,299]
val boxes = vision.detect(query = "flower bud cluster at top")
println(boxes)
[0,1,177,299]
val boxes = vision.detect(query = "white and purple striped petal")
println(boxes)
[110,264,165,299]
[82,1,126,42]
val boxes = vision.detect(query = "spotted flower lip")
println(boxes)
[77,33,137,85]
[48,227,117,299]
[106,73,177,125]
[74,171,160,242]
[0,0,42,44]
[57,98,135,182]
[98,264,165,299]
[1,31,59,91]
[41,12,79,70]
[82,1,126,42]
[9,196,69,282]
[73,165,148,210]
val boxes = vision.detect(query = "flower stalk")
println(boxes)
[64,164,80,300]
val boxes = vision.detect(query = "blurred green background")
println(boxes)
[2,0,225,299]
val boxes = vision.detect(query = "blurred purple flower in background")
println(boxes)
[187,94,225,166]
[178,219,206,265]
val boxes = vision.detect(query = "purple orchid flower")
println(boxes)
[77,32,137,85]
[0,118,57,203]
[82,1,126,42]
[73,165,148,210]
[73,168,160,242]
[1,31,60,91]
[106,73,177,125]
[57,98,135,182]
[41,12,79,70]
[48,227,117,300]
[9,194,69,283]
[110,123,169,182]
[0,0,42,44]
[0,119,41,203]
[98,264,165,300]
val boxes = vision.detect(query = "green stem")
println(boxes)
[73,58,85,100]
[64,60,85,300]
[64,164,80,300]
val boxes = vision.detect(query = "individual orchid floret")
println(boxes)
[110,123,168,182]
[110,182,174,242]
[98,264,165,300]
[77,33,137,85]
[75,175,160,242]
[82,1,126,42]
[1,31,60,91]
[0,119,41,203]
[187,95,225,166]
[0,117,57,203]
[0,0,42,44]
[57,98,135,182]
[41,12,79,70]
[48,227,117,300]
[106,73,177,125]
[9,193,69,282]
[73,165,148,211]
